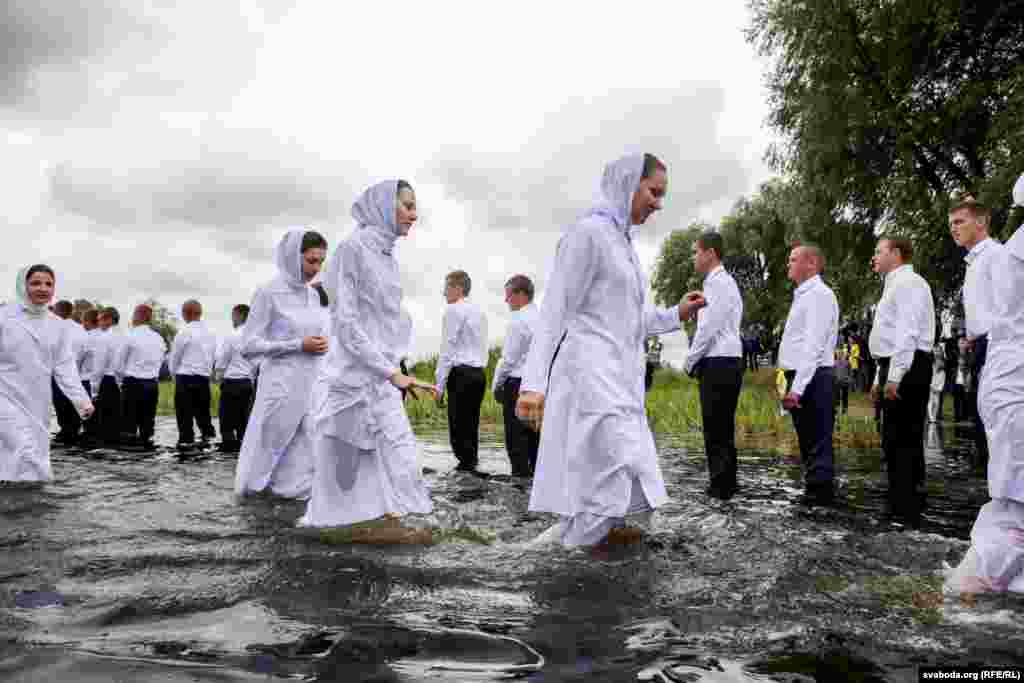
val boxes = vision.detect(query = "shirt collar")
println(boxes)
[884,263,913,285]
[704,265,724,283]
[965,237,994,265]
[795,274,821,296]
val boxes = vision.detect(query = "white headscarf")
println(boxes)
[1013,172,1024,209]
[16,265,53,318]
[274,228,311,290]
[1008,172,1024,261]
[582,153,646,233]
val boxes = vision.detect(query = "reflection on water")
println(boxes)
[1,417,1022,682]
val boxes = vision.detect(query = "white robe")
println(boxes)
[947,223,1024,593]
[0,305,90,483]
[300,182,432,528]
[521,154,682,546]
[234,232,329,499]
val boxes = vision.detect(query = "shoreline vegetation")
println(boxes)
[154,351,883,455]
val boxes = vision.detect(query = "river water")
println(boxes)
[1,418,1022,682]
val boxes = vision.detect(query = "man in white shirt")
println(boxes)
[168,299,218,448]
[868,236,935,525]
[117,304,168,449]
[778,244,839,506]
[436,270,488,472]
[492,274,540,477]
[91,307,125,447]
[949,195,1004,465]
[215,304,254,453]
[684,231,745,500]
[79,308,104,446]
[51,300,87,445]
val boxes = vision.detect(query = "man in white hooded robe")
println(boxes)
[516,153,705,547]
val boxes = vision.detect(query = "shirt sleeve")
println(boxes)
[329,242,396,382]
[436,306,461,395]
[240,289,304,359]
[521,226,600,394]
[684,276,728,373]
[791,290,835,396]
[115,334,131,384]
[214,337,232,374]
[493,316,527,392]
[89,335,105,390]
[53,324,92,413]
[885,280,922,385]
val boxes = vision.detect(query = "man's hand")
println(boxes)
[884,381,900,401]
[516,390,546,433]
[679,291,707,321]
[782,391,802,410]
[389,371,439,400]
[870,383,881,403]
[302,335,329,354]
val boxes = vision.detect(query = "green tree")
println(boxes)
[143,298,179,347]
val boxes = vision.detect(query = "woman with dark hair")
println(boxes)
[234,229,330,498]
[516,153,704,547]
[299,180,433,531]
[1,265,94,483]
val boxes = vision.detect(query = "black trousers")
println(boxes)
[446,365,485,468]
[878,352,932,515]
[971,336,990,464]
[786,367,835,490]
[52,378,81,440]
[175,374,216,443]
[501,377,539,476]
[219,378,254,445]
[96,376,122,445]
[121,377,159,442]
[697,357,743,492]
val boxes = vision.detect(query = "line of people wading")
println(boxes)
[2,156,1023,593]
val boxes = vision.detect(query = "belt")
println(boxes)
[222,377,253,384]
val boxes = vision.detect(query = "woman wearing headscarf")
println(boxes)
[1,265,94,483]
[299,180,433,529]
[516,153,704,547]
[234,229,330,499]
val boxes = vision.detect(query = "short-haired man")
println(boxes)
[215,304,255,453]
[90,307,125,447]
[684,231,744,500]
[869,236,935,524]
[168,299,218,449]
[492,274,540,477]
[117,304,167,450]
[436,270,488,472]
[50,299,87,445]
[778,245,839,506]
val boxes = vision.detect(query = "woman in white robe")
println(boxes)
[234,229,330,499]
[299,180,433,528]
[947,175,1024,594]
[516,153,703,547]
[1,265,94,483]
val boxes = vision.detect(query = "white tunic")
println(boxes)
[118,325,167,380]
[868,264,935,384]
[492,302,539,391]
[963,237,1005,340]
[521,154,682,539]
[215,329,254,381]
[777,275,839,395]
[300,180,432,528]
[169,321,217,377]
[684,265,743,373]
[435,299,488,395]
[0,306,91,482]
[234,229,329,499]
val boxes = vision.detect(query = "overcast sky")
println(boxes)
[2,1,772,367]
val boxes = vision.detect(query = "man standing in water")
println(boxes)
[492,274,540,477]
[215,304,254,453]
[51,300,86,445]
[168,300,217,449]
[949,194,1004,465]
[436,270,488,472]
[868,237,935,524]
[89,307,125,447]
[117,304,167,450]
[778,245,839,506]
[684,231,744,500]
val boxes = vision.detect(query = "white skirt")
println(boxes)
[946,499,1024,593]
[532,476,652,547]
[236,415,315,500]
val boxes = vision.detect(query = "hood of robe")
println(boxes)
[583,153,645,234]
[1013,172,1024,208]
[15,266,52,318]
[1010,173,1024,262]
[274,228,310,291]
[352,180,401,252]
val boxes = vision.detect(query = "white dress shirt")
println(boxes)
[492,302,539,392]
[684,265,743,373]
[97,327,125,381]
[778,275,839,395]
[869,264,936,385]
[60,319,90,378]
[118,325,167,380]
[169,320,217,377]
[216,329,254,380]
[436,298,488,395]
[964,237,1006,340]
[77,327,98,381]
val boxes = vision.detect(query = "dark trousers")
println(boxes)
[745,351,759,372]
[644,362,657,392]
[96,376,122,445]
[972,336,990,464]
[786,368,835,490]
[175,374,216,443]
[878,353,932,516]
[219,378,254,445]
[501,377,539,476]
[121,377,159,443]
[446,365,486,469]
[697,357,743,493]
[52,378,81,441]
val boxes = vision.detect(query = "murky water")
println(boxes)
[2,418,1022,682]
